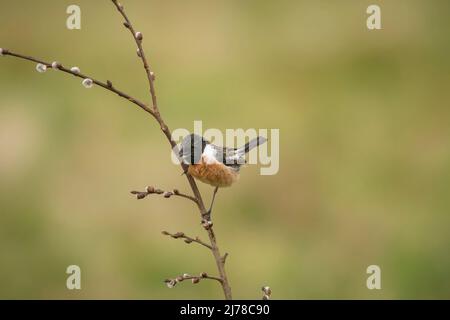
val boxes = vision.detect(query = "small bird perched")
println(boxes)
[178,133,267,218]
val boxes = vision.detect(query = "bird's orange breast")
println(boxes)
[188,156,239,187]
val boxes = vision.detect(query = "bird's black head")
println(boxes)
[179,133,209,164]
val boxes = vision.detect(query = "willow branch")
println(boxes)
[109,1,233,299]
[1,50,155,119]
[161,231,212,250]
[111,0,158,112]
[165,272,223,289]
[130,186,198,204]
[222,252,229,264]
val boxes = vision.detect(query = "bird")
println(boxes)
[178,133,267,219]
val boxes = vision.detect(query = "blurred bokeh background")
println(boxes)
[1,0,449,299]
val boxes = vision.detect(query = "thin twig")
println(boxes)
[165,272,223,289]
[161,231,212,250]
[2,50,154,117]
[222,253,229,264]
[130,186,198,204]
[109,1,233,299]
[111,0,158,112]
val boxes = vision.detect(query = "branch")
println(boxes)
[130,186,198,204]
[111,0,158,112]
[165,272,222,289]
[222,252,229,264]
[109,1,233,299]
[0,49,154,117]
[161,230,212,250]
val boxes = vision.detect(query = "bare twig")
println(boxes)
[109,1,232,299]
[222,252,229,264]
[131,186,198,204]
[161,231,212,250]
[1,49,154,117]
[111,0,158,112]
[165,272,222,289]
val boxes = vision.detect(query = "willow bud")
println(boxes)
[70,66,80,74]
[82,78,94,88]
[51,61,61,69]
[36,63,47,73]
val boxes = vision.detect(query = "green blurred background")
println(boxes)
[1,0,449,299]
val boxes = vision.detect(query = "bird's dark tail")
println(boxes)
[237,136,267,154]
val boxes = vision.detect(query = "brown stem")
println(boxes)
[165,272,223,288]
[162,231,212,250]
[131,186,198,204]
[3,50,154,117]
[111,0,158,112]
[110,0,232,299]
[182,274,223,283]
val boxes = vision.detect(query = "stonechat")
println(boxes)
[178,133,267,218]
